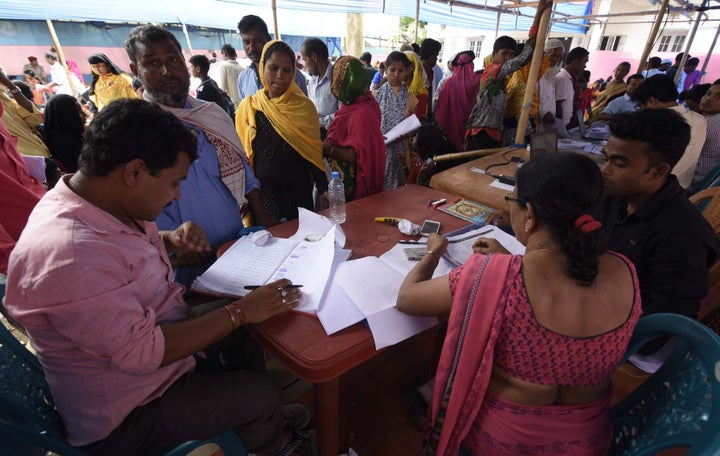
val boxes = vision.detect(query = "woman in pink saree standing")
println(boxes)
[397,152,642,456]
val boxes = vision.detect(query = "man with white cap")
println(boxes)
[660,58,672,73]
[538,38,564,126]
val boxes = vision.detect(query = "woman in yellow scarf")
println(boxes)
[236,40,327,221]
[404,51,429,119]
[87,54,137,112]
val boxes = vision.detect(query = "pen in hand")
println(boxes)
[244,284,304,290]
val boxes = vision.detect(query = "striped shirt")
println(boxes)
[693,112,720,186]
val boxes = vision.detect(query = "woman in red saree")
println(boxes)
[397,152,642,456]
[322,55,385,200]
[434,51,481,151]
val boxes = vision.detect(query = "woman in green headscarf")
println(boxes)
[322,56,386,200]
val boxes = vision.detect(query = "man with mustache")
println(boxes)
[236,15,308,102]
[126,25,278,287]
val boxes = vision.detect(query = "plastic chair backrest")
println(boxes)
[610,313,720,456]
[0,322,246,456]
[687,163,720,198]
[690,187,720,235]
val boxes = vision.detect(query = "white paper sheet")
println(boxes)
[378,243,455,277]
[191,236,298,296]
[316,259,366,335]
[444,225,526,266]
[383,114,421,145]
[333,256,439,349]
[288,207,346,247]
[489,179,515,192]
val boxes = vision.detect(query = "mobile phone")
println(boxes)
[420,220,441,237]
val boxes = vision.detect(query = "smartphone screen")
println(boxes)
[420,220,441,237]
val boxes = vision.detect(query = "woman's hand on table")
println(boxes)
[486,210,510,227]
[239,279,302,324]
[426,233,448,257]
[472,238,510,255]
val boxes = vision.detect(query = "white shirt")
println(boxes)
[555,68,575,126]
[670,104,707,188]
[49,61,73,96]
[538,66,560,119]
[307,62,340,130]
[212,60,244,107]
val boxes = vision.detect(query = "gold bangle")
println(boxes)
[224,302,247,329]
[224,305,239,330]
[426,250,440,260]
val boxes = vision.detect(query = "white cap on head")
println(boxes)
[544,38,564,52]
[661,58,672,65]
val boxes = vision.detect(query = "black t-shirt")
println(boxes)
[601,175,720,319]
[196,77,220,104]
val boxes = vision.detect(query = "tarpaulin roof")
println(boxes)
[0,0,592,34]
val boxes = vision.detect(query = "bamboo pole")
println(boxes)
[181,23,194,55]
[434,146,521,162]
[45,19,79,97]
[494,10,501,42]
[415,0,421,43]
[638,0,669,77]
[513,3,552,145]
[272,0,281,40]
[675,2,705,84]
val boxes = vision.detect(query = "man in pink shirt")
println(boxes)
[5,99,307,456]
[0,103,46,274]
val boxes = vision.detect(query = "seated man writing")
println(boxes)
[4,99,307,456]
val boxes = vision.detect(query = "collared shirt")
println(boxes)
[693,112,720,186]
[642,68,663,79]
[5,176,195,446]
[22,62,48,84]
[307,62,340,130]
[602,175,720,319]
[554,68,575,126]
[155,100,260,285]
[213,59,244,107]
[601,93,638,116]
[49,61,73,96]
[0,91,49,157]
[237,62,308,102]
[669,104,706,189]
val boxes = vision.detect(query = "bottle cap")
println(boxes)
[331,171,340,179]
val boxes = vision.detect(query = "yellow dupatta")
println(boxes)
[235,40,324,171]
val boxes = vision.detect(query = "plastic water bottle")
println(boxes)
[328,171,346,224]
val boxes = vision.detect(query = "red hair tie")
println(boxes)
[574,214,602,233]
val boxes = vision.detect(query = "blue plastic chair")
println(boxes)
[609,313,720,456]
[0,320,247,456]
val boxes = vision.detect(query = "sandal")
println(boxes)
[276,430,310,456]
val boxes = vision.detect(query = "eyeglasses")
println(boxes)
[504,194,528,206]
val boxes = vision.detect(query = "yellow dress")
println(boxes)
[91,73,138,111]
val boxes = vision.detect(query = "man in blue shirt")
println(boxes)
[126,25,278,286]
[599,73,644,120]
[236,15,308,102]
[300,37,340,136]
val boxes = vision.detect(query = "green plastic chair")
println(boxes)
[0,320,247,456]
[610,313,720,456]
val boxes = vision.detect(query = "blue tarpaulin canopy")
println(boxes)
[0,0,592,34]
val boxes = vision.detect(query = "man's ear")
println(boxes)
[122,158,146,187]
[130,62,139,77]
[649,161,671,180]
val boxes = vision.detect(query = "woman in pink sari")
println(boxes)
[323,55,385,200]
[397,152,642,456]
[434,51,481,151]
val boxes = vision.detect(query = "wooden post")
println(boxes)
[701,21,720,81]
[513,3,552,145]
[45,19,78,97]
[415,0,421,43]
[638,0,669,77]
[181,23,194,55]
[272,0,281,40]
[675,1,706,84]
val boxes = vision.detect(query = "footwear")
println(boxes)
[283,404,310,432]
[276,430,310,456]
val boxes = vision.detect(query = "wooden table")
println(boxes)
[247,185,468,456]
[430,148,529,209]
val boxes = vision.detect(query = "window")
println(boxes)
[469,39,483,56]
[600,35,626,51]
[658,34,686,53]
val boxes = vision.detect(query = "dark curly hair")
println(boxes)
[515,152,606,286]
[79,99,197,177]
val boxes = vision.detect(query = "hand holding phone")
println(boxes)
[420,220,441,237]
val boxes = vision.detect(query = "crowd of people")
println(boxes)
[2,2,720,454]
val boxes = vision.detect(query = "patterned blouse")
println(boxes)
[449,253,642,387]
[375,83,409,190]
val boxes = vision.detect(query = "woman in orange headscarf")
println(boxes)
[236,40,327,221]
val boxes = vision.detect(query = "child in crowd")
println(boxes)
[569,70,592,129]
[375,51,412,190]
[465,0,552,150]
[370,61,386,92]
[409,122,456,186]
